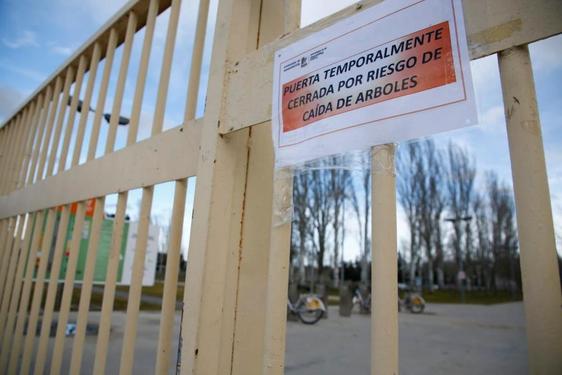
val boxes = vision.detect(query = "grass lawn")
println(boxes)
[419,289,522,305]
[71,282,520,312]
[325,287,522,305]
[116,283,184,300]
[71,282,184,311]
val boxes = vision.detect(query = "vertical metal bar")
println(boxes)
[179,0,263,372]
[13,100,40,188]
[17,94,45,189]
[1,120,21,185]
[0,218,16,309]
[0,129,6,177]
[19,208,57,375]
[0,219,10,333]
[262,168,293,374]
[0,219,12,273]
[0,218,15,300]
[0,213,34,371]
[118,7,182,365]
[151,0,181,135]
[26,86,53,186]
[119,186,153,375]
[46,67,75,177]
[116,5,181,364]
[92,192,128,375]
[0,125,10,172]
[371,144,398,375]
[49,202,87,375]
[116,11,182,367]
[0,216,24,337]
[87,28,118,161]
[183,0,211,121]
[35,77,63,183]
[3,110,29,194]
[8,106,33,191]
[0,127,8,175]
[1,124,15,171]
[72,44,102,167]
[0,220,8,258]
[0,120,19,193]
[68,197,105,374]
[229,2,299,372]
[154,179,187,375]
[498,45,562,373]
[127,0,159,145]
[58,55,88,173]
[1,120,19,180]
[33,206,71,375]
[6,210,45,374]
[105,12,137,154]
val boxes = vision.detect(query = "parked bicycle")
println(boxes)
[398,285,426,314]
[288,294,326,324]
[352,288,371,314]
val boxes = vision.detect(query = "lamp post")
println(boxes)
[68,96,130,125]
[444,216,472,303]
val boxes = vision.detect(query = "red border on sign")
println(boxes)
[277,0,467,148]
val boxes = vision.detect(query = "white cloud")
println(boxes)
[478,105,505,133]
[0,85,25,123]
[51,45,73,56]
[529,34,562,73]
[470,54,499,87]
[2,30,39,49]
[53,0,127,25]
[0,59,45,82]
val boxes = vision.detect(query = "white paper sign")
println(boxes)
[272,0,476,167]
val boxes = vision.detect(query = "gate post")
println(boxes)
[180,1,299,374]
[498,45,562,373]
[371,144,399,375]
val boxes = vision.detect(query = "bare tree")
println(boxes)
[446,142,476,286]
[348,170,363,267]
[397,142,423,288]
[308,161,333,282]
[472,192,491,289]
[292,169,311,285]
[418,140,446,292]
[329,157,352,287]
[487,171,518,292]
[361,155,371,284]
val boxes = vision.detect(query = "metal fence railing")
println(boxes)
[0,0,209,373]
[0,0,560,374]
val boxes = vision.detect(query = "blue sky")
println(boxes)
[0,0,561,260]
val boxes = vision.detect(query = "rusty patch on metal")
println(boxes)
[469,18,522,46]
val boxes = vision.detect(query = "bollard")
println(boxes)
[339,281,353,317]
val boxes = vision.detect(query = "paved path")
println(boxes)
[285,302,528,375]
[24,302,527,374]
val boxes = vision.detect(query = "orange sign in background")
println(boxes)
[57,198,96,217]
[281,22,456,133]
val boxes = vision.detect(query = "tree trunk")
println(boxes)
[333,206,340,288]
[298,225,306,285]
[409,256,417,290]
[426,255,434,292]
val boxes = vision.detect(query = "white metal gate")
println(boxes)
[0,0,561,374]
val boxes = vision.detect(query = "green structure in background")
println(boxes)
[38,211,130,283]
[61,214,129,283]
